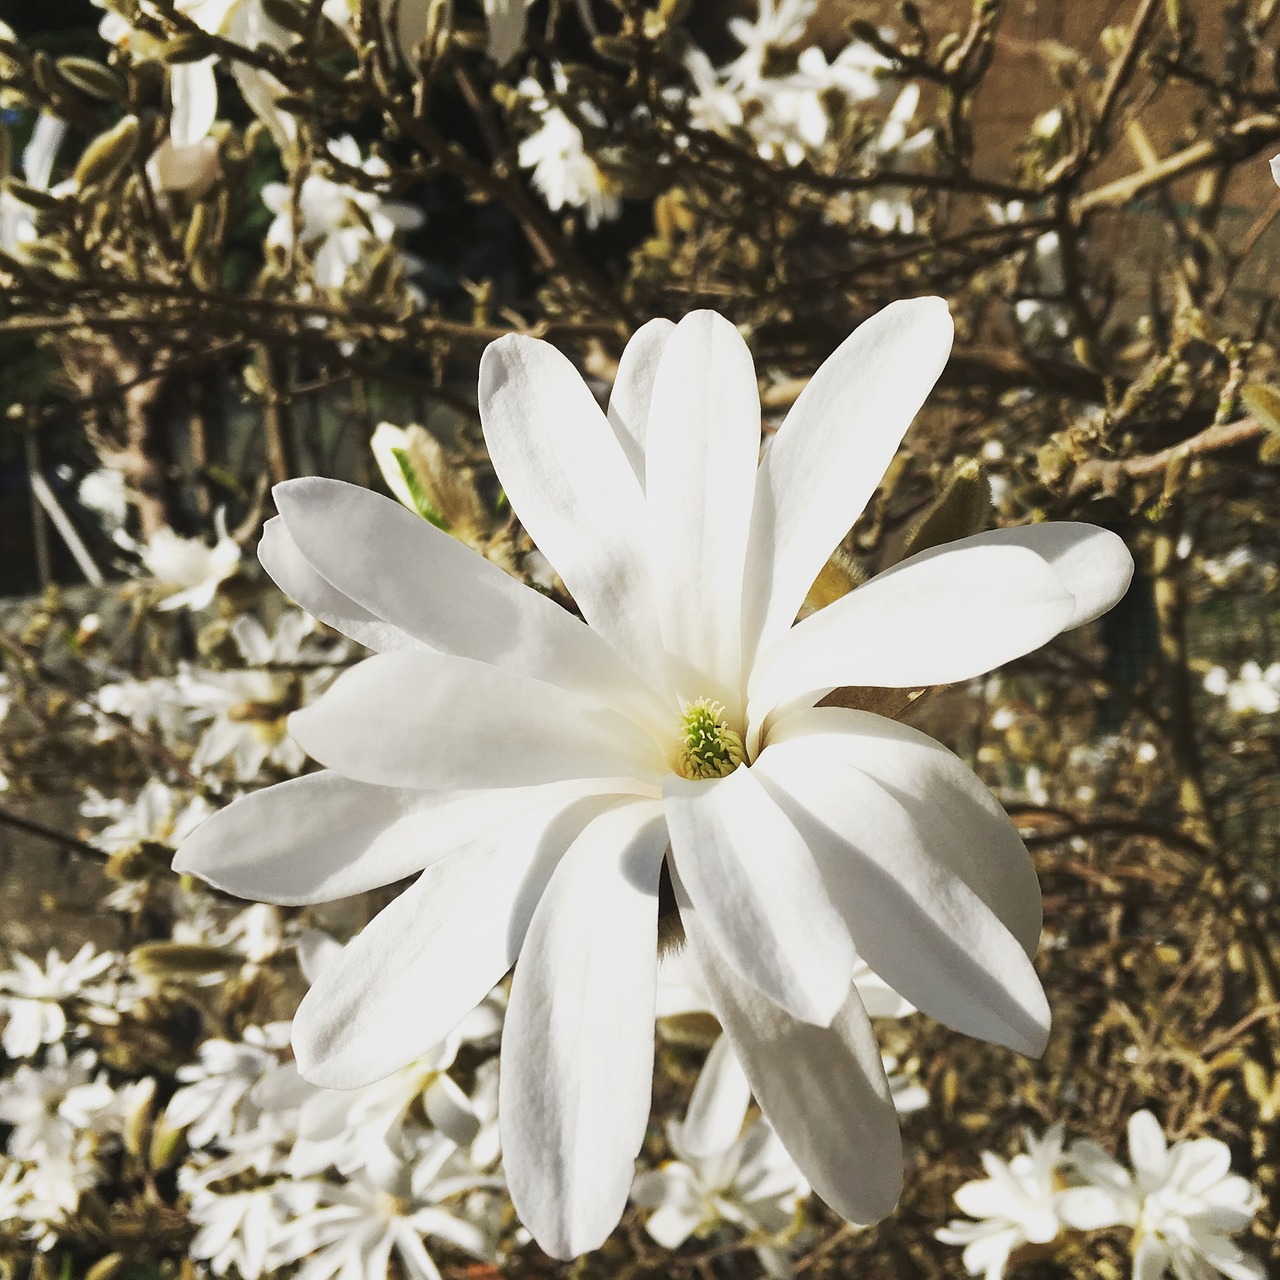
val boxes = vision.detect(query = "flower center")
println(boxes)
[675,698,746,781]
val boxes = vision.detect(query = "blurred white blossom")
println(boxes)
[262,136,424,294]
[1202,662,1280,716]
[1069,1111,1264,1280]
[516,70,620,229]
[937,1125,1116,1279]
[0,946,118,1059]
[135,514,241,612]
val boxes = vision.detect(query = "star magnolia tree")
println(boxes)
[175,298,1134,1258]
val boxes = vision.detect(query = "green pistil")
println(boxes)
[677,698,746,781]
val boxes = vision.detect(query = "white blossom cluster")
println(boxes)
[0,919,934,1277]
[510,0,932,232]
[1202,662,1280,717]
[87,606,348,789]
[679,0,931,230]
[0,946,142,1250]
[938,1113,1264,1280]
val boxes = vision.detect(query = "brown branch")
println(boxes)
[1068,416,1267,496]
[1076,114,1280,212]
[0,805,106,861]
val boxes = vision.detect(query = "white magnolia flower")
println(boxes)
[937,1125,1116,1280]
[12,1142,104,1244]
[93,673,192,744]
[183,612,345,782]
[137,514,241,612]
[1069,1111,1265,1280]
[186,1175,316,1279]
[680,12,914,179]
[272,1039,478,1178]
[262,136,424,292]
[0,1044,116,1160]
[177,298,1132,1256]
[77,467,129,533]
[726,0,818,92]
[165,1024,291,1150]
[274,1142,492,1280]
[516,73,621,229]
[861,84,933,234]
[0,945,118,1058]
[1202,661,1280,716]
[632,1116,807,1275]
[82,779,215,853]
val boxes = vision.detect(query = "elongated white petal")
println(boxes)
[742,298,954,664]
[289,650,665,791]
[852,959,915,1018]
[479,335,663,685]
[771,708,1042,953]
[754,716,1050,1054]
[677,880,904,1226]
[258,518,420,653]
[170,58,218,149]
[273,478,667,732]
[500,802,668,1258]
[607,318,674,486]
[293,795,615,1088]
[664,766,854,1025]
[645,312,760,708]
[749,540,1076,728]
[963,523,1133,629]
[1127,1110,1167,1175]
[681,1033,751,1158]
[172,771,640,906]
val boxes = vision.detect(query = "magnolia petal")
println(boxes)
[170,57,218,149]
[645,312,760,708]
[1133,1233,1171,1280]
[681,1034,752,1159]
[664,766,854,1026]
[173,771,635,906]
[1170,1139,1233,1197]
[768,708,1042,954]
[749,540,1076,727]
[293,795,614,1088]
[289,650,665,791]
[231,64,295,155]
[1127,1110,1168,1175]
[970,523,1134,629]
[677,883,904,1226]
[1056,1185,1128,1231]
[742,298,954,665]
[479,335,663,685]
[500,802,668,1258]
[273,479,666,731]
[851,960,915,1019]
[258,517,419,653]
[639,1198,704,1250]
[424,1075,481,1147]
[754,720,1050,1055]
[607,317,675,486]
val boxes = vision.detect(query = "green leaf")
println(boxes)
[391,447,451,530]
